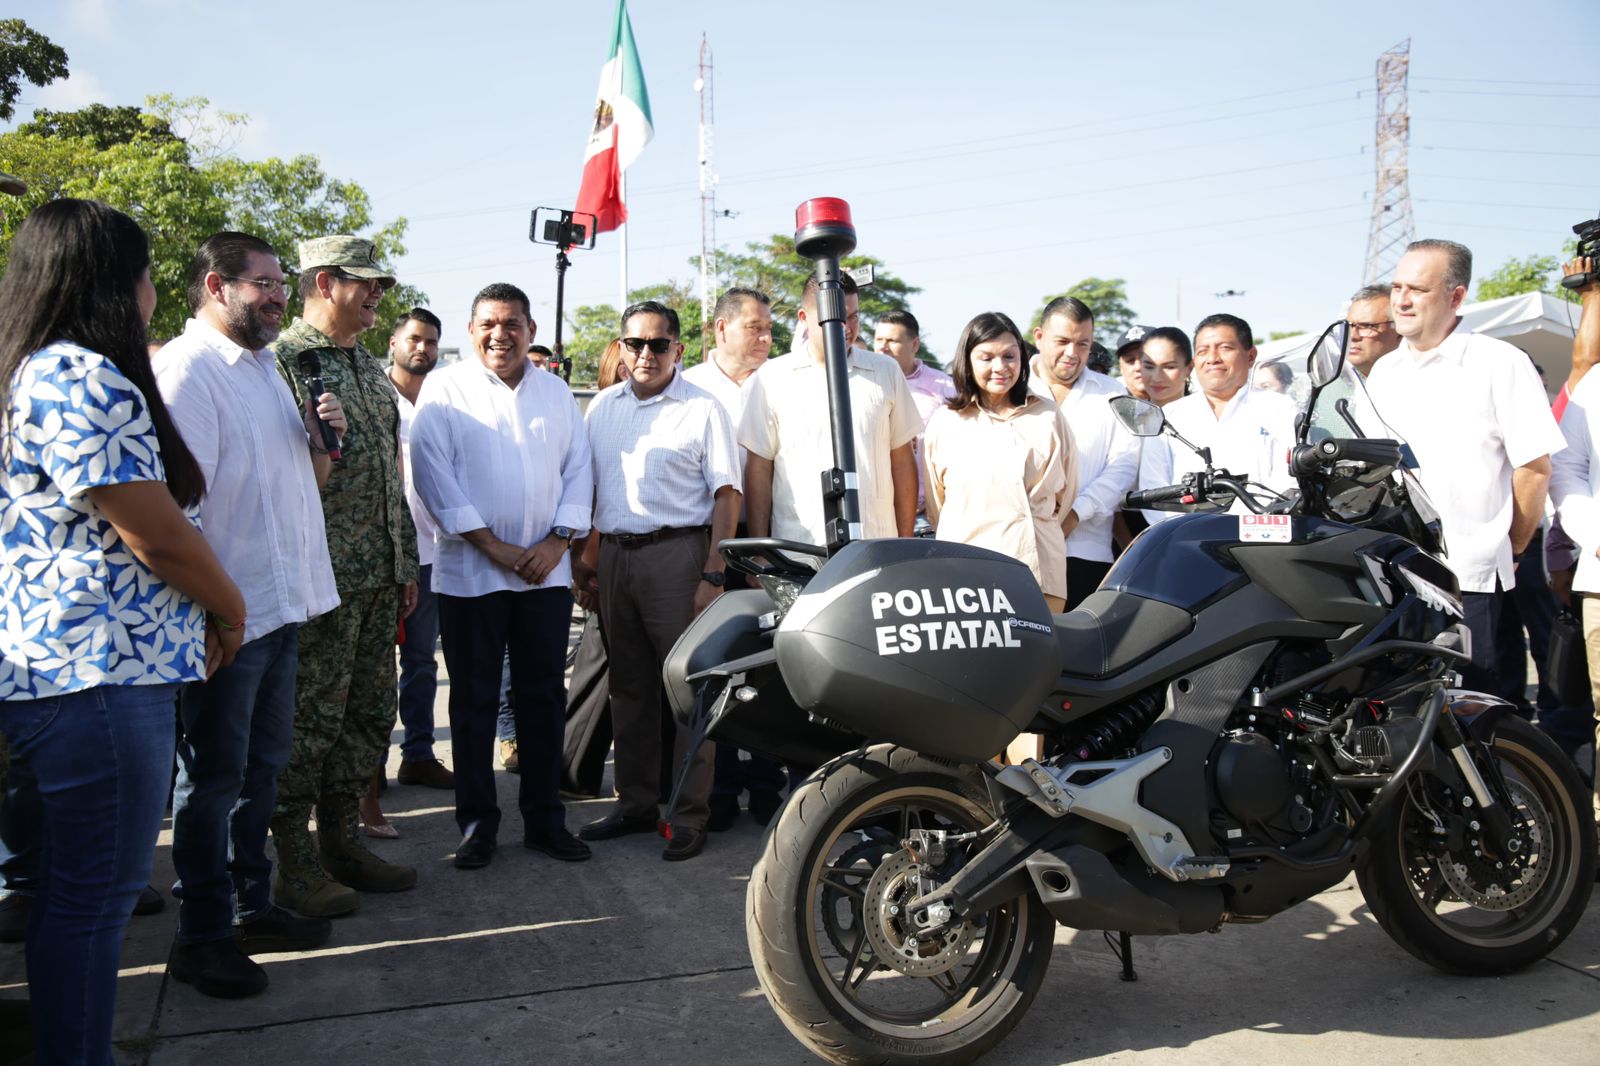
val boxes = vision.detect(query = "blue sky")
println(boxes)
[9,0,1599,357]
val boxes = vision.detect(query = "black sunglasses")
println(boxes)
[620,336,674,355]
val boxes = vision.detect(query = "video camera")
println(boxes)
[1560,215,1600,292]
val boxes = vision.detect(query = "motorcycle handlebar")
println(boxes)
[1123,483,1195,509]
[1290,437,1404,476]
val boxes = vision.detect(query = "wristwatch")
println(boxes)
[701,571,726,587]
[551,526,577,545]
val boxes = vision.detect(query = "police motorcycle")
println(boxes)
[662,203,1594,1065]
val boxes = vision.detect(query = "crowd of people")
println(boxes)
[1,191,1598,1065]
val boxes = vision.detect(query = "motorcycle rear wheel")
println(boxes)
[747,744,1054,1065]
[1357,714,1595,974]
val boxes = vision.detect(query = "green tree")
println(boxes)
[1268,330,1306,342]
[17,103,176,148]
[702,234,924,358]
[0,95,424,349]
[0,19,67,122]
[1029,277,1138,347]
[1475,253,1579,304]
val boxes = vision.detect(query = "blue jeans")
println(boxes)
[171,624,297,943]
[496,651,516,742]
[396,564,440,763]
[0,682,178,1066]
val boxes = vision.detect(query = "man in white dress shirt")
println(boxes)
[1148,313,1298,512]
[682,287,788,831]
[385,308,453,790]
[576,301,741,862]
[741,273,921,547]
[874,309,955,528]
[410,283,594,870]
[155,232,345,997]
[1367,239,1565,693]
[1029,296,1138,608]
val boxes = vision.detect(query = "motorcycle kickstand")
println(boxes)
[1117,931,1136,982]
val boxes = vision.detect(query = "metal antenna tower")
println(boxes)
[696,35,717,352]
[1363,39,1415,285]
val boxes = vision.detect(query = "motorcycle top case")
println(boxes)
[774,538,1059,762]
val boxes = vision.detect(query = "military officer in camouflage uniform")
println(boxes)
[269,236,420,916]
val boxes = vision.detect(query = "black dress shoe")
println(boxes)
[748,789,784,827]
[453,835,497,870]
[132,884,165,917]
[169,938,269,998]
[662,827,707,862]
[707,794,739,833]
[235,904,332,955]
[523,828,592,863]
[578,812,659,841]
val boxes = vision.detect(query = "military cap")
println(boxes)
[1113,325,1157,355]
[298,235,397,289]
[0,172,27,196]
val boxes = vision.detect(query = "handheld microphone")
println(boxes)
[295,351,343,461]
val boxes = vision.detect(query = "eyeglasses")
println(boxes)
[620,336,675,355]
[1347,320,1393,335]
[223,276,292,297]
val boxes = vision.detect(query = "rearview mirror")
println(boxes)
[1109,395,1166,437]
[1308,321,1349,387]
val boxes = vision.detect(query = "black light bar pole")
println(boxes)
[793,198,861,554]
[552,244,571,381]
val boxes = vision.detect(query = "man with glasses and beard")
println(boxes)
[153,233,346,996]
[270,238,420,915]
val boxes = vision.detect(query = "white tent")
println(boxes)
[1253,291,1581,397]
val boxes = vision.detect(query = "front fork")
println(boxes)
[1434,700,1523,860]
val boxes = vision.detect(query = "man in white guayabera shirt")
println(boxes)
[410,282,594,872]
[155,232,344,998]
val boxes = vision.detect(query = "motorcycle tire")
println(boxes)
[1356,713,1596,975]
[746,744,1054,1066]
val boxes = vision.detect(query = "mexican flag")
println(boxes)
[574,0,653,236]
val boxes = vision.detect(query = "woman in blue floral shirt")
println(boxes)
[0,199,246,1065]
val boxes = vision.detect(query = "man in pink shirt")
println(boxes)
[873,310,953,527]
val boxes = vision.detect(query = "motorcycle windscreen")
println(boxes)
[774,539,1060,763]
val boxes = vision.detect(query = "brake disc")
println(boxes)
[820,834,897,959]
[1436,777,1551,911]
[861,851,977,977]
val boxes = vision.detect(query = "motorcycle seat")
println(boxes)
[1053,591,1194,679]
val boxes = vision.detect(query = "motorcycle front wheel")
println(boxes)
[1357,713,1596,974]
[747,744,1054,1066]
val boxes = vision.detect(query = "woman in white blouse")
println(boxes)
[922,311,1079,612]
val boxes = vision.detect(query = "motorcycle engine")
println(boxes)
[1209,711,1335,847]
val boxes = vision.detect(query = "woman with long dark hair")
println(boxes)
[0,199,245,1064]
[921,311,1079,612]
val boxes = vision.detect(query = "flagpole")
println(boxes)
[618,171,629,309]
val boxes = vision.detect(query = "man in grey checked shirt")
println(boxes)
[573,300,741,862]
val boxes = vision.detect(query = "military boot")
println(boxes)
[317,796,418,893]
[270,811,360,918]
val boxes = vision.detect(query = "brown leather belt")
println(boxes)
[602,525,710,550]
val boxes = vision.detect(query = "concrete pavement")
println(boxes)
[2,688,1597,1064]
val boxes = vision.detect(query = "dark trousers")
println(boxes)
[1065,557,1113,612]
[395,563,440,763]
[439,588,572,841]
[1461,588,1504,695]
[599,534,714,831]
[562,611,613,797]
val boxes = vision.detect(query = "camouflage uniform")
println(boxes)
[271,319,417,825]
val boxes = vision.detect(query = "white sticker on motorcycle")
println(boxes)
[1239,514,1292,543]
[869,587,1029,656]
